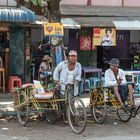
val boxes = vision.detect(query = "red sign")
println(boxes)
[80,36,91,50]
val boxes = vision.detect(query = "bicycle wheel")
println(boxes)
[91,96,107,124]
[131,105,140,118]
[45,110,58,124]
[117,107,132,122]
[16,91,30,126]
[45,93,61,124]
[67,97,87,134]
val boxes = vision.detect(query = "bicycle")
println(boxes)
[47,82,87,134]
[90,83,133,124]
[13,82,87,134]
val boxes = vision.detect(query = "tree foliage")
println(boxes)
[16,0,61,22]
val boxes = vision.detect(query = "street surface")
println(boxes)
[0,94,140,140]
[0,114,140,140]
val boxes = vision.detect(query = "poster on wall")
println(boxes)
[80,36,91,50]
[93,28,116,46]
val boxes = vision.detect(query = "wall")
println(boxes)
[9,27,25,80]
[60,0,87,5]
[60,0,140,7]
[130,31,140,43]
[91,0,122,6]
[124,0,140,7]
[0,0,16,6]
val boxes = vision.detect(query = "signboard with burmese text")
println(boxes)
[44,22,64,36]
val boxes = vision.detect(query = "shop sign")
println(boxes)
[44,22,64,36]
[93,28,116,46]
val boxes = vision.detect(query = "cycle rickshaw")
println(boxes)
[13,81,87,134]
[81,67,133,124]
[90,83,133,124]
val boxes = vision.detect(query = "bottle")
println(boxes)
[104,89,108,102]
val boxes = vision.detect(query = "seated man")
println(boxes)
[39,55,52,85]
[105,58,135,108]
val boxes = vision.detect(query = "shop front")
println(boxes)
[0,8,35,92]
[61,20,140,72]
[60,5,140,72]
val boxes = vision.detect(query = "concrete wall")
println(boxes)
[0,0,16,6]
[130,31,140,43]
[124,0,140,7]
[61,0,140,7]
[91,0,122,6]
[60,0,87,5]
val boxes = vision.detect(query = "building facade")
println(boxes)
[60,0,140,71]
[0,0,36,92]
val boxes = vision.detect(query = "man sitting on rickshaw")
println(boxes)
[105,58,135,109]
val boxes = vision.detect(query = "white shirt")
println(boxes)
[105,68,126,87]
[67,69,74,84]
[53,61,82,96]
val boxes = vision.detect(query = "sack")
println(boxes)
[118,85,128,102]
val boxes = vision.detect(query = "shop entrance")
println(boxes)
[0,30,10,90]
[97,46,111,71]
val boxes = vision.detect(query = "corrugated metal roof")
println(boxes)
[0,7,35,23]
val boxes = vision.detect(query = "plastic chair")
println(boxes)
[8,76,22,94]
[80,79,90,94]
[89,77,100,88]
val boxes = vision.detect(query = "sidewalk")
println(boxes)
[0,93,15,118]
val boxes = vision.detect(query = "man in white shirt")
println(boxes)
[53,50,81,122]
[105,58,134,108]
[53,50,81,96]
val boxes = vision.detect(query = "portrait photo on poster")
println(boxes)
[93,28,116,46]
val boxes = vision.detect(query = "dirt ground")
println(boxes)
[0,114,140,140]
[0,93,140,140]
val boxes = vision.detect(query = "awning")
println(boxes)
[61,5,140,29]
[0,8,35,23]
[113,20,140,30]
[61,18,81,29]
[35,16,81,29]
[61,17,114,28]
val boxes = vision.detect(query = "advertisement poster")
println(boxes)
[44,22,64,36]
[80,36,91,50]
[93,28,116,46]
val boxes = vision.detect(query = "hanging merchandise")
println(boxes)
[93,28,116,46]
[80,36,91,50]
